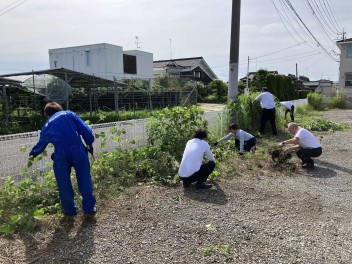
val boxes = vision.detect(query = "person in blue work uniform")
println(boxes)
[30,101,96,216]
[214,123,256,154]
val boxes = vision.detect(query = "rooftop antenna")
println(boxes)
[168,38,172,59]
[135,36,142,49]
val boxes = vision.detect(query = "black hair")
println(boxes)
[262,87,269,92]
[193,128,207,139]
[44,101,63,117]
[229,123,238,130]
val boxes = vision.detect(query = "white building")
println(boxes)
[48,43,154,83]
[336,38,352,98]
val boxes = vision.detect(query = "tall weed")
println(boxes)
[147,106,207,161]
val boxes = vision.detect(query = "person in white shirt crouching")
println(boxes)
[178,129,215,189]
[214,123,256,155]
[280,101,295,122]
[279,122,322,169]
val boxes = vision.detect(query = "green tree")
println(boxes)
[249,68,268,91]
[299,75,310,82]
[124,79,148,90]
[275,74,284,101]
[207,79,228,102]
[267,74,277,97]
[238,81,246,95]
[152,75,169,91]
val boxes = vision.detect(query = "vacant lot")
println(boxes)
[1,109,352,264]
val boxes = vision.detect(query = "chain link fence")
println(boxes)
[0,110,224,183]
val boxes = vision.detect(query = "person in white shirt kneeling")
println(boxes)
[178,129,215,189]
[214,123,256,155]
[280,122,322,169]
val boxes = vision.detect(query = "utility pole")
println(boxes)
[168,38,172,59]
[296,63,298,99]
[228,0,241,101]
[245,56,249,94]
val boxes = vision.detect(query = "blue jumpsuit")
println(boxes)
[30,110,96,215]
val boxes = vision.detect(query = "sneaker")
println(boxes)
[85,207,97,216]
[195,182,212,189]
[302,163,314,169]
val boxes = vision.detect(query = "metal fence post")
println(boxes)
[37,130,46,187]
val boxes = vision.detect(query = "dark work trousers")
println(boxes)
[260,108,277,135]
[180,161,215,184]
[285,105,295,122]
[235,137,256,152]
[296,147,322,165]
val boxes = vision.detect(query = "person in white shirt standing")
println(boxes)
[279,122,322,168]
[280,101,295,122]
[253,87,277,135]
[214,123,256,154]
[178,128,215,189]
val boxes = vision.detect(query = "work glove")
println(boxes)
[87,146,94,156]
[29,150,36,158]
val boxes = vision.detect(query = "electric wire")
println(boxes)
[323,0,343,33]
[282,0,338,61]
[0,0,29,17]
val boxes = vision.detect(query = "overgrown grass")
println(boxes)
[0,104,349,236]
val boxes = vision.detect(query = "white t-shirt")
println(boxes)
[178,138,214,177]
[295,128,321,149]
[255,92,276,109]
[280,101,293,109]
[217,129,254,153]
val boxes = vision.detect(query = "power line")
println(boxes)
[250,42,305,60]
[323,0,343,33]
[274,0,338,62]
[0,0,29,17]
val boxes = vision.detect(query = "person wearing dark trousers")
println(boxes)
[280,101,295,122]
[253,87,277,135]
[178,128,215,189]
[214,123,256,154]
[279,122,322,169]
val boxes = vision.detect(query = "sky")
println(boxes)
[0,0,351,82]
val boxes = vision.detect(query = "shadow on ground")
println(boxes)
[183,182,227,205]
[22,216,96,263]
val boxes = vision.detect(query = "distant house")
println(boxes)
[239,71,278,85]
[49,43,154,84]
[336,38,352,97]
[153,57,217,85]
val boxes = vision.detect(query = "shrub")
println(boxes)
[227,93,284,134]
[329,93,347,109]
[147,106,207,161]
[307,93,324,110]
[298,90,311,99]
[303,118,349,132]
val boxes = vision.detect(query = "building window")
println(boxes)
[85,51,91,66]
[346,45,352,58]
[123,54,137,74]
[194,71,201,78]
[54,61,57,68]
[345,73,352,87]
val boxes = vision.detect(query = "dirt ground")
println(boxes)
[1,109,352,264]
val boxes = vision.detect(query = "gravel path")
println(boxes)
[1,109,352,264]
